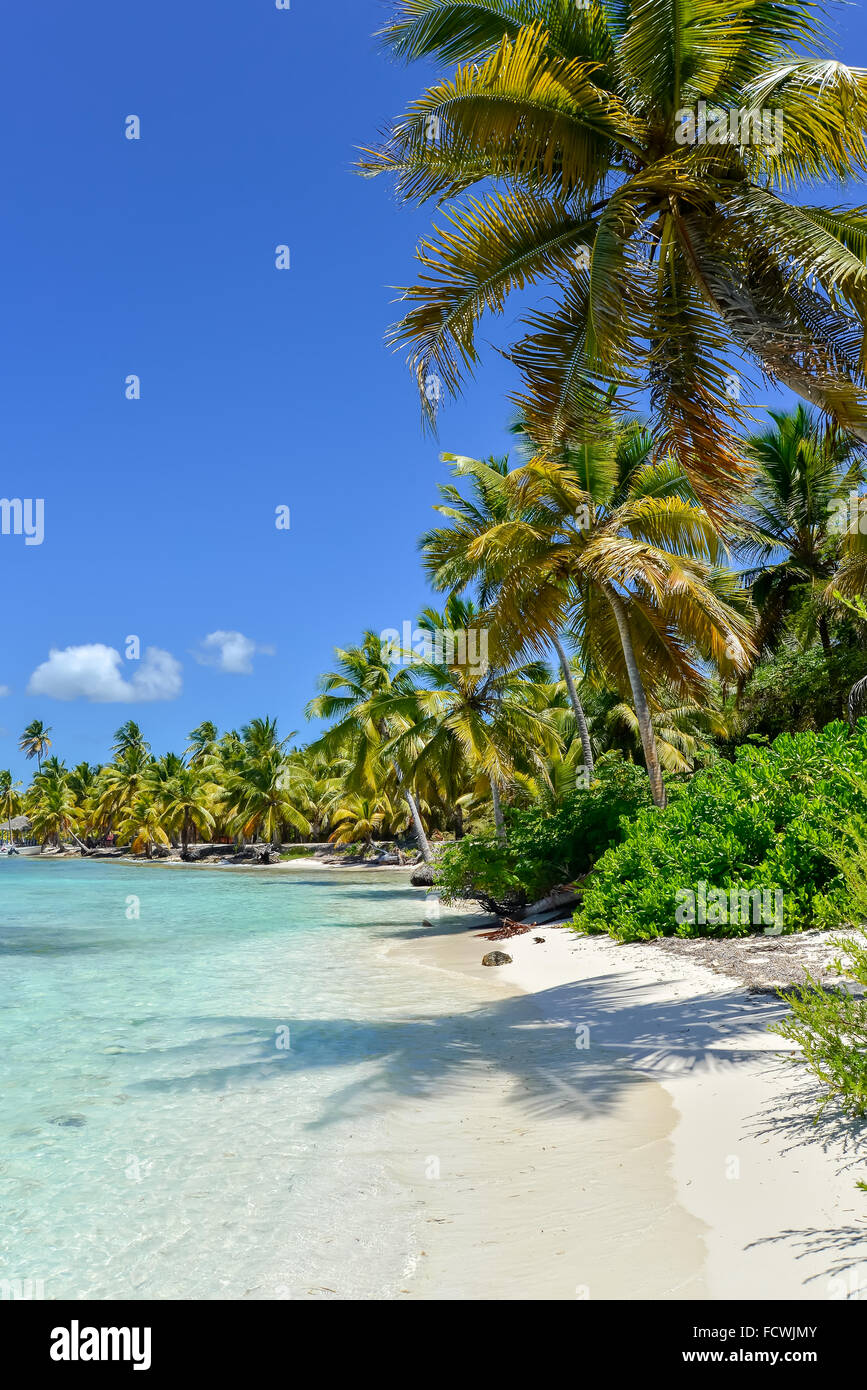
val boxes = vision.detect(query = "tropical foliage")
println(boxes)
[573,722,867,940]
[363,0,867,505]
[10,403,867,919]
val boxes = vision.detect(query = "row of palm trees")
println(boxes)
[4,404,865,860]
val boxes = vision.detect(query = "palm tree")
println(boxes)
[19,720,52,772]
[328,793,394,850]
[117,795,171,859]
[96,745,153,830]
[241,716,291,756]
[307,634,436,862]
[162,768,217,853]
[111,721,151,759]
[738,406,864,658]
[590,688,733,775]
[0,770,23,845]
[422,424,754,806]
[223,747,309,847]
[363,2,867,502]
[67,763,100,842]
[385,597,562,839]
[185,721,218,766]
[421,450,595,774]
[28,781,80,849]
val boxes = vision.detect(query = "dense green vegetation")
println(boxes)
[435,756,650,913]
[574,723,867,940]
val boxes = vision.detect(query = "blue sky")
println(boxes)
[0,0,864,777]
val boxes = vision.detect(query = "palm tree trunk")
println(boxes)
[490,778,506,841]
[551,632,594,776]
[818,613,832,660]
[403,787,433,863]
[606,587,666,809]
[390,761,433,864]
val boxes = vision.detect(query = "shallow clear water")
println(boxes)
[0,859,457,1300]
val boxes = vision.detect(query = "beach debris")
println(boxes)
[533,937,545,944]
[478,919,533,941]
[482,950,512,967]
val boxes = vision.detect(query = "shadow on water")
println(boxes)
[120,974,789,1129]
[0,929,126,956]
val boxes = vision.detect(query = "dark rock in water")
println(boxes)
[51,1115,86,1128]
[482,951,512,967]
[411,865,434,887]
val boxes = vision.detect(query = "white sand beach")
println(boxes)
[389,917,865,1301]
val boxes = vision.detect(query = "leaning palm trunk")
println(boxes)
[490,778,506,841]
[551,633,594,778]
[391,761,433,864]
[605,587,666,809]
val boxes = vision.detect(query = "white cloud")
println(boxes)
[193,630,274,675]
[27,644,183,703]
[0,686,9,698]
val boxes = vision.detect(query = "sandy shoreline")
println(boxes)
[13,851,416,874]
[390,914,866,1300]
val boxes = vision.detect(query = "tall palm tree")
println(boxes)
[422,450,595,774]
[19,720,52,773]
[363,2,867,502]
[306,634,435,862]
[739,406,864,658]
[385,597,562,838]
[96,745,153,829]
[423,423,754,806]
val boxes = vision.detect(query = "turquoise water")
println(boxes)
[0,859,457,1300]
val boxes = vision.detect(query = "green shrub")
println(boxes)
[434,836,525,917]
[771,821,867,1122]
[772,930,867,1119]
[573,722,867,941]
[434,755,651,915]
